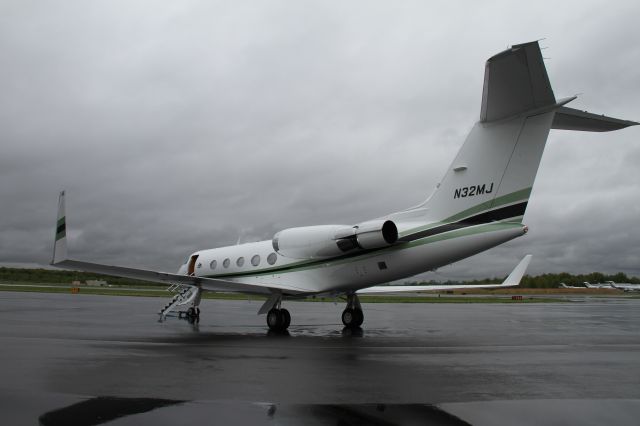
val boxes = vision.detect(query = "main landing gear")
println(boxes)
[267,308,291,332]
[342,293,364,329]
[261,293,291,332]
[261,292,365,332]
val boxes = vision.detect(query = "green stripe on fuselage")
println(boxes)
[399,187,531,238]
[204,221,523,279]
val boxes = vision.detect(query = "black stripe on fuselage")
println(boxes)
[206,201,527,279]
[398,201,527,243]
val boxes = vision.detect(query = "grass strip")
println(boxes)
[0,284,565,303]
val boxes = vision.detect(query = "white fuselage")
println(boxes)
[180,221,527,296]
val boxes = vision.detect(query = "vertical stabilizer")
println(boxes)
[421,41,557,224]
[480,41,555,122]
[51,190,68,264]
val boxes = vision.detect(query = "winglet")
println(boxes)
[51,191,68,265]
[501,254,532,286]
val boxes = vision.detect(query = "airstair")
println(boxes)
[158,284,200,321]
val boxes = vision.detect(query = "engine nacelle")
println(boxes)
[353,220,398,249]
[272,220,398,259]
[272,225,353,259]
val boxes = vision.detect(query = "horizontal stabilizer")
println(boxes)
[552,106,639,132]
[481,41,555,122]
[357,255,532,294]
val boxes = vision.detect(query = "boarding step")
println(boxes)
[158,284,198,321]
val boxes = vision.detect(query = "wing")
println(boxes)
[53,259,307,295]
[357,255,532,294]
[50,191,306,296]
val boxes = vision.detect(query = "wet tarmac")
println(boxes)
[1,292,639,425]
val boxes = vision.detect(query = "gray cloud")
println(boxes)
[1,0,639,280]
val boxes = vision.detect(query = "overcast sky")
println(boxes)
[1,0,639,280]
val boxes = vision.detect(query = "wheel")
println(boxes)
[281,309,291,329]
[342,308,355,327]
[342,308,364,328]
[187,307,195,317]
[267,308,283,331]
[353,308,364,327]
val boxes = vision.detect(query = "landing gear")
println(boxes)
[341,307,363,328]
[342,293,364,328]
[267,308,291,332]
[261,292,291,333]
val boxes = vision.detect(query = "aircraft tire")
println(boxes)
[342,308,364,328]
[353,308,364,327]
[281,309,291,329]
[342,308,355,328]
[267,308,283,332]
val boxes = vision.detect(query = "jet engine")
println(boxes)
[272,220,398,259]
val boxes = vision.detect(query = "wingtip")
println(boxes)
[502,254,533,286]
[51,191,68,264]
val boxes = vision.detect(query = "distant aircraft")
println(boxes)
[50,41,637,332]
[605,281,640,292]
[583,282,615,289]
[559,283,584,289]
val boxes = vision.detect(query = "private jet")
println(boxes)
[583,282,615,289]
[51,41,637,332]
[559,283,584,289]
[604,281,640,292]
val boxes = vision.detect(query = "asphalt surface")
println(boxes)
[1,292,639,425]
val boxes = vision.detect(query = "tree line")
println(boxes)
[405,271,640,288]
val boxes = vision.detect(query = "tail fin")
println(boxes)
[420,41,636,224]
[51,190,67,264]
[480,41,555,123]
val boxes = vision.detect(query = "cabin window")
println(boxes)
[236,257,245,267]
[251,255,260,266]
[210,260,217,270]
[223,258,230,268]
[267,252,277,265]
